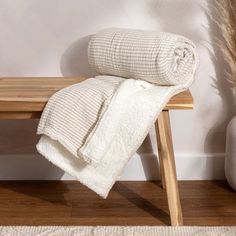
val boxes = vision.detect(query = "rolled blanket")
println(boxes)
[37,28,198,198]
[88,28,197,86]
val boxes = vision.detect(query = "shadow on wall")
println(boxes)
[0,120,65,180]
[203,2,236,154]
[0,154,65,181]
[0,120,38,154]
[60,35,97,78]
[137,135,160,180]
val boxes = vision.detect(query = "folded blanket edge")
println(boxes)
[36,136,114,199]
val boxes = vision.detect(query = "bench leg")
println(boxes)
[155,110,183,226]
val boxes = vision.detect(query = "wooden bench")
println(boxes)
[0,77,193,226]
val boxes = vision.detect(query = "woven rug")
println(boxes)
[0,226,235,236]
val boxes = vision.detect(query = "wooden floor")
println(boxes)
[0,181,235,226]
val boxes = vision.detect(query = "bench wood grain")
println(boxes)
[0,77,193,119]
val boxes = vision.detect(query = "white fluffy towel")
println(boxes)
[37,28,198,198]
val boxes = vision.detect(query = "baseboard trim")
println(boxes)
[0,153,225,180]
[175,153,225,180]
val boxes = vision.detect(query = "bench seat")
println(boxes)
[0,77,193,119]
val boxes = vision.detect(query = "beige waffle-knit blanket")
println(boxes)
[37,28,198,198]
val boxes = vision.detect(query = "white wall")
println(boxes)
[0,0,233,180]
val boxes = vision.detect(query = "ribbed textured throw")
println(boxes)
[88,28,197,85]
[38,76,123,160]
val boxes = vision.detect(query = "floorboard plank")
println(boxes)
[0,181,235,226]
